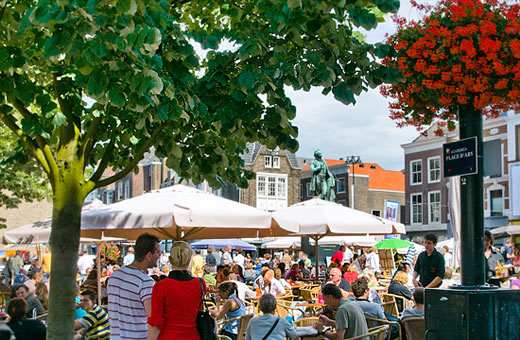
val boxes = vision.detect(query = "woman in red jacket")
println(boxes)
[147,241,206,340]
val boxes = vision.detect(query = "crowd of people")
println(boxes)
[0,230,516,339]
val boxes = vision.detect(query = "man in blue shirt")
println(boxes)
[502,239,514,265]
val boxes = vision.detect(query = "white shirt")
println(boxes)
[77,255,94,275]
[234,254,245,268]
[262,278,285,296]
[232,280,256,301]
[123,254,134,266]
[444,253,453,267]
[342,248,353,264]
[366,252,380,273]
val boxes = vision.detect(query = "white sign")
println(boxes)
[511,163,520,217]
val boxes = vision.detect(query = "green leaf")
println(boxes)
[109,89,126,108]
[332,83,356,105]
[287,0,302,9]
[51,112,66,127]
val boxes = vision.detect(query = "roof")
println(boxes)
[349,163,404,192]
[301,159,345,171]
[302,160,405,192]
[241,142,300,169]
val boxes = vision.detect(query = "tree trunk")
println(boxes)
[47,177,85,339]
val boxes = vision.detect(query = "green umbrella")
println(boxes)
[375,239,414,249]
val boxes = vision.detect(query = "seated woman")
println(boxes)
[245,294,298,340]
[284,263,301,281]
[274,268,291,290]
[212,282,246,340]
[387,271,412,312]
[6,297,46,340]
[147,241,205,340]
[35,282,49,311]
[343,264,359,283]
[231,264,245,283]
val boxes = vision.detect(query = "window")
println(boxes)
[429,191,441,223]
[277,177,286,197]
[490,190,503,216]
[411,193,423,224]
[257,174,287,199]
[257,176,266,196]
[264,156,272,168]
[337,178,346,193]
[268,177,276,196]
[410,160,422,185]
[516,125,520,161]
[428,157,441,183]
[118,182,123,200]
[337,200,346,206]
[106,190,115,204]
[483,140,502,177]
[306,182,312,197]
[273,156,280,169]
[372,210,381,217]
[124,180,131,199]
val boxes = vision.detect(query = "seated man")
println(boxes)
[322,268,351,299]
[6,297,45,340]
[298,260,310,278]
[14,285,45,318]
[315,284,369,339]
[245,294,298,340]
[74,290,110,339]
[401,287,425,320]
[351,277,385,320]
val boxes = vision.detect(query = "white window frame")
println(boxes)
[272,156,280,169]
[428,156,441,183]
[124,180,131,199]
[264,156,272,168]
[489,188,504,217]
[257,175,266,196]
[428,191,441,223]
[411,193,423,224]
[337,177,346,193]
[410,160,423,185]
[118,182,123,200]
[257,173,287,200]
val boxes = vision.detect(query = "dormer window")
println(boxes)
[273,156,280,169]
[264,156,272,168]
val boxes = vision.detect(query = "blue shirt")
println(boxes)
[223,294,246,335]
[246,314,298,340]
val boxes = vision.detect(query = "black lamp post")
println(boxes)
[345,156,362,209]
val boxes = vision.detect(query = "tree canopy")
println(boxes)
[0,0,400,337]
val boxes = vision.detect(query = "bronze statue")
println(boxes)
[310,149,337,201]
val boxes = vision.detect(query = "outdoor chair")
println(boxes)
[380,293,402,318]
[275,300,304,320]
[217,336,232,340]
[401,317,425,340]
[365,317,402,340]
[347,324,389,340]
[217,313,253,340]
[294,317,322,340]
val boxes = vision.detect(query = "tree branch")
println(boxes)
[0,111,52,177]
[9,98,49,150]
[93,126,163,189]
[89,139,115,183]
[171,0,191,8]
[81,116,102,164]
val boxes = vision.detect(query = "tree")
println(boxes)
[0,122,50,228]
[0,0,399,337]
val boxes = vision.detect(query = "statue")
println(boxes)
[310,149,337,201]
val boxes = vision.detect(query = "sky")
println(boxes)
[289,1,428,171]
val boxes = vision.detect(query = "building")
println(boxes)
[402,114,515,242]
[300,159,406,222]
[238,142,301,211]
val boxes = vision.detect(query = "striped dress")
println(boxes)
[78,304,110,339]
[107,266,155,340]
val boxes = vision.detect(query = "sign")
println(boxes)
[384,200,400,239]
[443,137,478,177]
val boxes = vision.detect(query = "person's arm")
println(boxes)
[147,325,161,340]
[74,319,86,331]
[425,276,442,288]
[412,271,420,288]
[214,299,233,320]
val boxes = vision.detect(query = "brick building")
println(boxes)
[238,142,301,211]
[300,159,405,222]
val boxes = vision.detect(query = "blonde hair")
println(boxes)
[264,269,274,279]
[169,241,192,269]
[348,264,358,273]
[393,271,408,285]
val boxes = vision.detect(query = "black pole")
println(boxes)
[458,103,485,287]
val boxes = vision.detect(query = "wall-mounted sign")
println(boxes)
[443,137,478,177]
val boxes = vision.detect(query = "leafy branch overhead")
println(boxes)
[0,0,399,192]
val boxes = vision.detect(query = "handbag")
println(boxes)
[196,278,218,340]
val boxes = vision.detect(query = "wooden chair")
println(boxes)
[401,317,425,340]
[217,313,254,340]
[218,336,232,340]
[294,317,321,340]
[366,317,402,340]
[274,300,304,319]
[347,324,389,340]
[380,293,402,318]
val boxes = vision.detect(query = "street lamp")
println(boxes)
[345,156,362,209]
